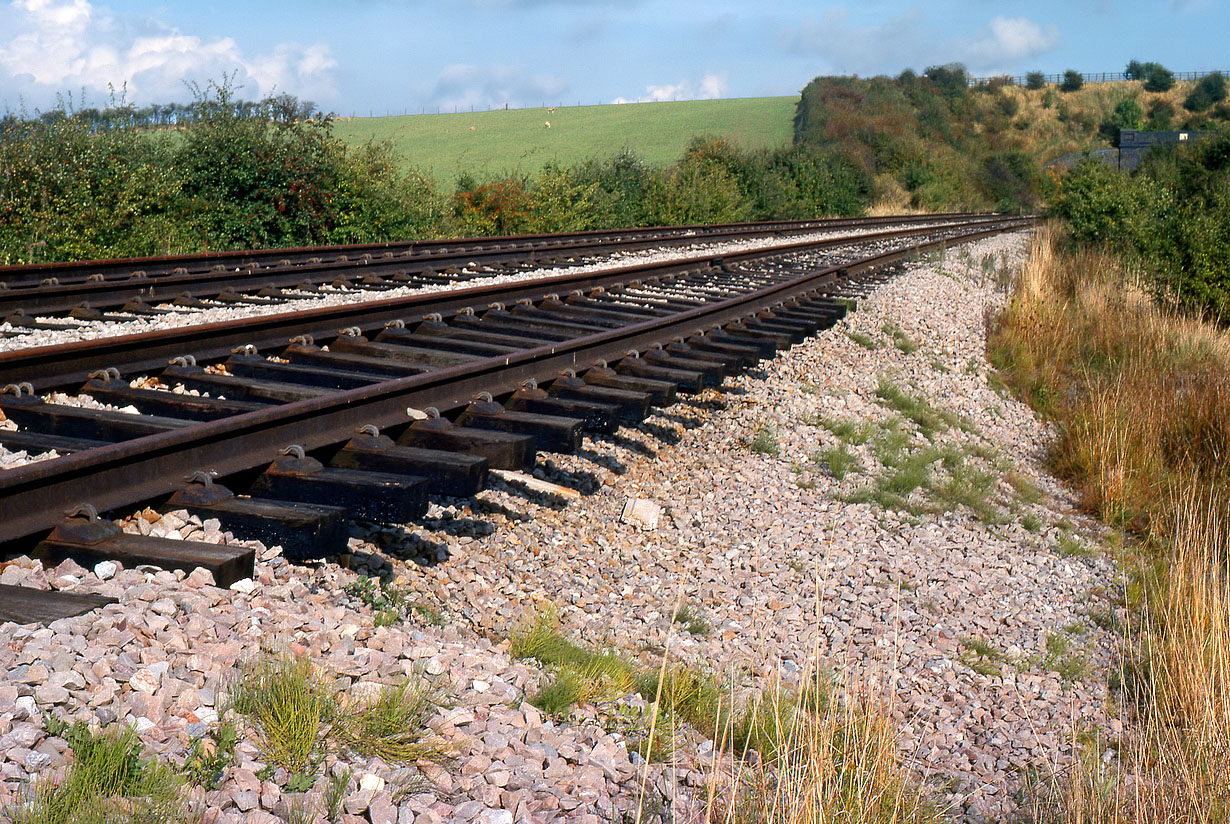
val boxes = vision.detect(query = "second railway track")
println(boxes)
[0,214,1031,621]
[0,213,1002,324]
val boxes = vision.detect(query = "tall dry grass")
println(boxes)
[700,674,939,824]
[992,225,1230,822]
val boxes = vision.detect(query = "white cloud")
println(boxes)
[699,72,727,99]
[958,17,1060,69]
[777,9,1059,76]
[0,0,338,107]
[612,72,728,104]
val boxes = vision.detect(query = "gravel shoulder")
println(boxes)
[0,229,1124,823]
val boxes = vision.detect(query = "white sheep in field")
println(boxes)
[544,121,551,129]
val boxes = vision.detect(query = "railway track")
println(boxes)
[0,214,1031,623]
[0,213,997,323]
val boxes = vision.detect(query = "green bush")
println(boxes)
[1060,70,1085,93]
[1185,72,1228,113]
[0,82,878,265]
[1143,64,1176,93]
[1047,156,1152,245]
[1147,99,1176,130]
[1026,72,1047,90]
[1101,98,1144,146]
[1050,131,1230,319]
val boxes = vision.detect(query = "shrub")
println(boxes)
[1147,99,1176,130]
[1045,155,1151,246]
[1026,71,1047,90]
[923,64,969,100]
[1185,72,1228,113]
[1101,98,1144,146]
[1143,63,1176,93]
[1060,70,1085,93]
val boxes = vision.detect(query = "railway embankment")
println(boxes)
[0,227,1130,822]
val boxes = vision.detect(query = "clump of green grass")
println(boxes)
[819,416,876,445]
[845,330,880,350]
[228,651,449,789]
[869,417,911,467]
[1005,469,1044,505]
[513,608,739,761]
[6,722,194,824]
[814,445,861,481]
[1056,535,1096,558]
[333,680,450,764]
[1044,632,1090,682]
[228,653,335,779]
[672,604,711,636]
[882,322,919,355]
[933,461,1001,524]
[1021,512,1044,533]
[749,420,780,456]
[960,638,1007,676]
[878,450,936,503]
[510,608,638,714]
[874,377,958,438]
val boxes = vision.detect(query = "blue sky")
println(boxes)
[0,0,1225,116]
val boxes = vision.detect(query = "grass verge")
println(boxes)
[990,224,1230,821]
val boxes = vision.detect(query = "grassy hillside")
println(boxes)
[795,68,1229,213]
[330,97,797,182]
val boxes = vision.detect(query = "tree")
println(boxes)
[1026,72,1046,90]
[1125,60,1145,80]
[1184,72,1228,112]
[1060,70,1084,93]
[1101,98,1144,146]
[1147,99,1175,130]
[923,64,969,99]
[1142,63,1175,93]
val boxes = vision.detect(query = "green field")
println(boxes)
[330,96,799,183]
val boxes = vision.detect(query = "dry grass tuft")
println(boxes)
[700,670,940,824]
[991,224,1230,822]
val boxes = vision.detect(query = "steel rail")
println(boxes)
[0,217,1029,392]
[0,218,1031,547]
